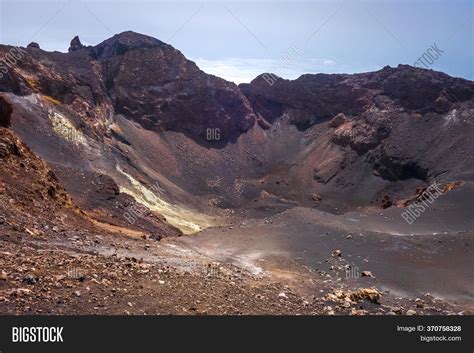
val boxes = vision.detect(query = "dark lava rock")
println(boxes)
[68,36,84,52]
[23,275,37,285]
[0,96,12,128]
[381,195,393,209]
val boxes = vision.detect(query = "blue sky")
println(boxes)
[1,0,472,83]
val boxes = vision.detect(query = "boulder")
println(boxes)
[329,113,347,128]
[350,288,381,304]
[361,271,375,278]
[332,249,342,257]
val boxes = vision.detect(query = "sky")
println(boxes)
[0,0,472,83]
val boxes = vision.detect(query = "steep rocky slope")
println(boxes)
[0,95,180,240]
[0,124,79,235]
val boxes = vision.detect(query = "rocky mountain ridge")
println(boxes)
[1,31,473,231]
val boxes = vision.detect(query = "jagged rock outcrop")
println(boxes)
[68,36,84,52]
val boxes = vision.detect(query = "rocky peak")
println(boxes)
[27,42,40,49]
[92,31,170,60]
[68,36,84,52]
